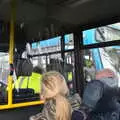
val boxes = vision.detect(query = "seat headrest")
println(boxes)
[83,80,108,109]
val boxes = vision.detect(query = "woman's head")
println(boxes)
[41,71,71,120]
[41,71,69,100]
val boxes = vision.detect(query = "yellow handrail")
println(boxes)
[8,0,15,106]
[0,101,44,110]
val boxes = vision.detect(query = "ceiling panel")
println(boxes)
[0,0,119,47]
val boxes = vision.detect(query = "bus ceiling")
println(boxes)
[0,0,120,48]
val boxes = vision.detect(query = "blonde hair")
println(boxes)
[41,71,71,120]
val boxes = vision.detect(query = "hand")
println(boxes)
[95,69,115,80]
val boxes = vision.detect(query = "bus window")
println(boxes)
[83,46,120,86]
[64,33,74,50]
[83,22,120,45]
[0,52,9,105]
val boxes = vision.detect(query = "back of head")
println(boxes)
[41,71,71,120]
[42,71,69,99]
[33,66,44,74]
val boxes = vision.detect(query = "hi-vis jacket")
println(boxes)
[14,72,42,93]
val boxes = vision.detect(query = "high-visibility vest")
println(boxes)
[68,72,72,81]
[14,72,42,93]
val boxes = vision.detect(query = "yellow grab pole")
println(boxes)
[0,101,44,110]
[8,0,15,105]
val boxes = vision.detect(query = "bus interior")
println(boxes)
[0,0,120,119]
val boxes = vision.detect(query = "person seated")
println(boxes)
[88,87,120,120]
[72,79,120,120]
[72,69,119,120]
[30,71,81,120]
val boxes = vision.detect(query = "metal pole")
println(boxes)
[8,0,15,105]
[61,35,66,79]
[61,35,65,62]
[74,32,84,96]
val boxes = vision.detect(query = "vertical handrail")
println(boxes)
[8,0,15,105]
